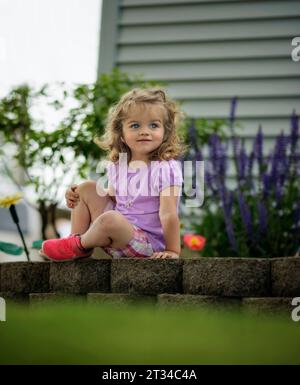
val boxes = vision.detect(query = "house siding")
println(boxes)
[98,0,300,175]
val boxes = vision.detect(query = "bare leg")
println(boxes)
[80,210,135,249]
[71,180,114,234]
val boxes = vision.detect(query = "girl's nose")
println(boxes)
[140,127,150,135]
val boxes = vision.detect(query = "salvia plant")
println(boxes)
[184,100,300,258]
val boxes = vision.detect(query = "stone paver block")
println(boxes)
[0,262,50,293]
[111,259,183,295]
[157,294,241,310]
[183,258,270,297]
[50,259,110,293]
[87,293,156,306]
[29,293,86,306]
[242,297,294,317]
[271,257,300,297]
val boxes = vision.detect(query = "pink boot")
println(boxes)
[40,234,93,262]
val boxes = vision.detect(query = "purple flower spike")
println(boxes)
[291,110,299,144]
[254,125,264,171]
[209,133,227,179]
[218,179,238,252]
[231,135,240,170]
[237,190,253,240]
[220,191,238,253]
[272,131,288,188]
[238,141,248,181]
[247,150,255,179]
[258,201,268,234]
[219,183,227,211]
[195,150,203,162]
[262,172,271,199]
[229,96,238,134]
[224,217,238,253]
[204,171,213,193]
[228,191,234,215]
[290,110,299,163]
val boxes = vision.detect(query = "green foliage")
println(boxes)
[0,84,33,168]
[0,68,164,205]
[0,84,32,139]
[178,117,234,150]
[190,202,231,258]
[0,83,76,204]
[0,69,165,238]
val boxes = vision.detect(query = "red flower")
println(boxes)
[183,233,206,251]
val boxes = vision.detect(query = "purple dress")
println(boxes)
[106,158,183,252]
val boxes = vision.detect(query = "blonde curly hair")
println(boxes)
[95,87,188,164]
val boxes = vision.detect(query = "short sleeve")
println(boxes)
[157,159,183,193]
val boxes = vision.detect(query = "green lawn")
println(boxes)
[0,302,299,364]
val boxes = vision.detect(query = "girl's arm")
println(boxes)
[156,186,181,258]
[108,183,116,204]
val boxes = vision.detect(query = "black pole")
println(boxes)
[9,204,30,261]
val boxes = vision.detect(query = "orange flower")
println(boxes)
[183,233,206,251]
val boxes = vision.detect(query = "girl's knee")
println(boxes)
[76,180,96,198]
[78,180,109,199]
[96,210,120,230]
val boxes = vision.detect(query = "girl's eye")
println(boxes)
[129,123,158,129]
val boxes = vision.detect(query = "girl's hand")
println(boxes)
[65,184,79,208]
[150,250,179,259]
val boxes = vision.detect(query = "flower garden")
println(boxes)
[1,69,300,364]
[0,68,299,260]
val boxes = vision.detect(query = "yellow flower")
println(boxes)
[0,192,23,208]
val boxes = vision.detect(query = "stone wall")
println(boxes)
[0,257,299,317]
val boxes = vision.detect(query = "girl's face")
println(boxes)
[121,103,165,163]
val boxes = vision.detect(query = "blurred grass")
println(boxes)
[0,302,300,364]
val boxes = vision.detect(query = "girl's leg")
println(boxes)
[80,210,135,249]
[71,180,114,234]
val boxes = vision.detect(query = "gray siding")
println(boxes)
[98,0,300,167]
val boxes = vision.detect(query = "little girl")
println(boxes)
[40,88,187,261]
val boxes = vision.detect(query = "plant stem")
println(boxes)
[15,221,30,261]
[9,205,30,261]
